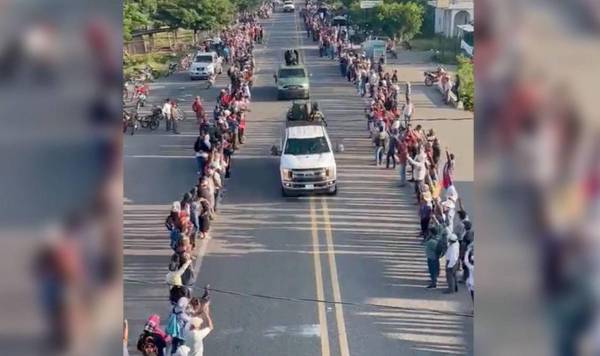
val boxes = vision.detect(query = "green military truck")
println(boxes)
[274,64,310,100]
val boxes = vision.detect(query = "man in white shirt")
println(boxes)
[406,149,428,202]
[444,229,460,294]
[402,97,414,126]
[162,98,173,132]
[183,303,213,356]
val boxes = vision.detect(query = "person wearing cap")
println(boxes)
[183,303,213,356]
[137,314,169,356]
[444,228,460,294]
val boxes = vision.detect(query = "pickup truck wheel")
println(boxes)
[277,91,284,100]
[281,187,291,197]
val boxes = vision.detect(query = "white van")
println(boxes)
[274,121,337,196]
[189,51,222,80]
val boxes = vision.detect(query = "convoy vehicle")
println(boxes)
[189,51,223,80]
[272,101,337,196]
[274,64,310,100]
[362,38,387,63]
[283,1,295,12]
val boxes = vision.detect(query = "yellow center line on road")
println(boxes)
[310,198,331,356]
[321,198,351,356]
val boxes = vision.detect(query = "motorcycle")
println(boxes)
[424,70,443,87]
[138,106,162,131]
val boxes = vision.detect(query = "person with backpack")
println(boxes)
[166,297,191,355]
[444,229,460,294]
[137,315,169,356]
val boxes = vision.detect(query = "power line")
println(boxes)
[124,278,473,318]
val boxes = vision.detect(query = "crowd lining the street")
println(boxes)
[302,2,474,299]
[130,5,272,356]
[130,3,473,353]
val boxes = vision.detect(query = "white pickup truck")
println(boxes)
[273,108,337,196]
[189,51,222,80]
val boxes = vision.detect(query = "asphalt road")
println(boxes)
[124,4,473,355]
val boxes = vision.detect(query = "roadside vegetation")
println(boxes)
[456,55,473,111]
[123,0,262,80]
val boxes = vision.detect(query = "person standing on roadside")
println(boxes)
[397,135,408,186]
[406,147,428,203]
[463,244,474,303]
[183,302,214,356]
[194,130,211,177]
[444,230,459,294]
[163,98,173,132]
[402,97,414,127]
[424,225,440,289]
[192,97,204,124]
[170,100,181,134]
[386,129,399,169]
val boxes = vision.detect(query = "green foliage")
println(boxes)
[347,1,424,41]
[124,1,155,41]
[125,0,239,40]
[231,0,262,11]
[456,55,473,111]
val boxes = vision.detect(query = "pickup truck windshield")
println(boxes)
[279,68,306,78]
[195,55,213,63]
[285,137,330,155]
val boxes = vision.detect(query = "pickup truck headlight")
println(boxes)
[325,167,335,178]
[281,168,292,181]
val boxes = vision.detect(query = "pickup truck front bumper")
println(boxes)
[282,179,336,195]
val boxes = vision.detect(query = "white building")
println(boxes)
[427,0,473,38]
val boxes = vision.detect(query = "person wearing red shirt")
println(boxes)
[192,96,205,124]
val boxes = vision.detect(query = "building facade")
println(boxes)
[427,0,473,38]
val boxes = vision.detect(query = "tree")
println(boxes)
[123,0,158,41]
[230,0,262,11]
[375,2,424,40]
[456,55,473,111]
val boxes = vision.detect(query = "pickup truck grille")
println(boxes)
[291,168,326,183]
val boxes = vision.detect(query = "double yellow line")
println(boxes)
[310,197,350,356]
